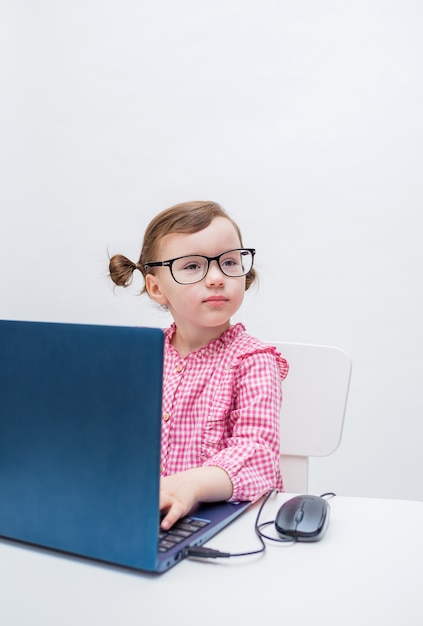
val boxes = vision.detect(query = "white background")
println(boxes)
[1,0,422,501]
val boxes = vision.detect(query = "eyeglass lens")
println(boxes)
[172,249,253,284]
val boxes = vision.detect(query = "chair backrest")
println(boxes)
[268,341,352,494]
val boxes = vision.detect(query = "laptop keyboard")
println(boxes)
[159,516,210,552]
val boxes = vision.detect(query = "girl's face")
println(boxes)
[145,217,247,341]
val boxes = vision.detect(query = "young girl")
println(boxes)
[109,201,288,530]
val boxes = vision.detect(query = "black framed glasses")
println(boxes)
[144,248,255,285]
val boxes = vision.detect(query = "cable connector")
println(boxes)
[186,546,231,559]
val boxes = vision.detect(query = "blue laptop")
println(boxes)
[0,319,250,573]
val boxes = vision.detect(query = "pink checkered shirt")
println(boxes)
[160,323,289,502]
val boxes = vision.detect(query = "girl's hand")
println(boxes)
[159,467,233,530]
[160,474,197,530]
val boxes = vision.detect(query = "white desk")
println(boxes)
[1,494,422,626]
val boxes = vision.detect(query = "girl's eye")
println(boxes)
[177,257,206,273]
[183,262,202,272]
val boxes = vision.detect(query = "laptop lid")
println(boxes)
[0,320,250,573]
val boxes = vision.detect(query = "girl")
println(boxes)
[109,201,288,530]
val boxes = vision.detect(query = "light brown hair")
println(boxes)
[109,200,256,293]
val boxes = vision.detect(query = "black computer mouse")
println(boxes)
[275,495,330,542]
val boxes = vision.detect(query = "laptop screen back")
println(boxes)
[0,320,164,571]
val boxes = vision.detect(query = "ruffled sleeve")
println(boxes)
[267,345,289,380]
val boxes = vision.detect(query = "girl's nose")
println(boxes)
[205,260,225,285]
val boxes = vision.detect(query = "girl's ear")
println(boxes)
[145,273,168,306]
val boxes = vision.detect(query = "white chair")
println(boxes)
[269,341,352,494]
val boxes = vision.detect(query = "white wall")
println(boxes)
[1,0,422,501]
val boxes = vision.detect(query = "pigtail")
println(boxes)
[109,254,140,288]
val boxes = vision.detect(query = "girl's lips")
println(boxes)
[203,296,228,304]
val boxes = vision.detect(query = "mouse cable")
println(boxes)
[186,489,280,560]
